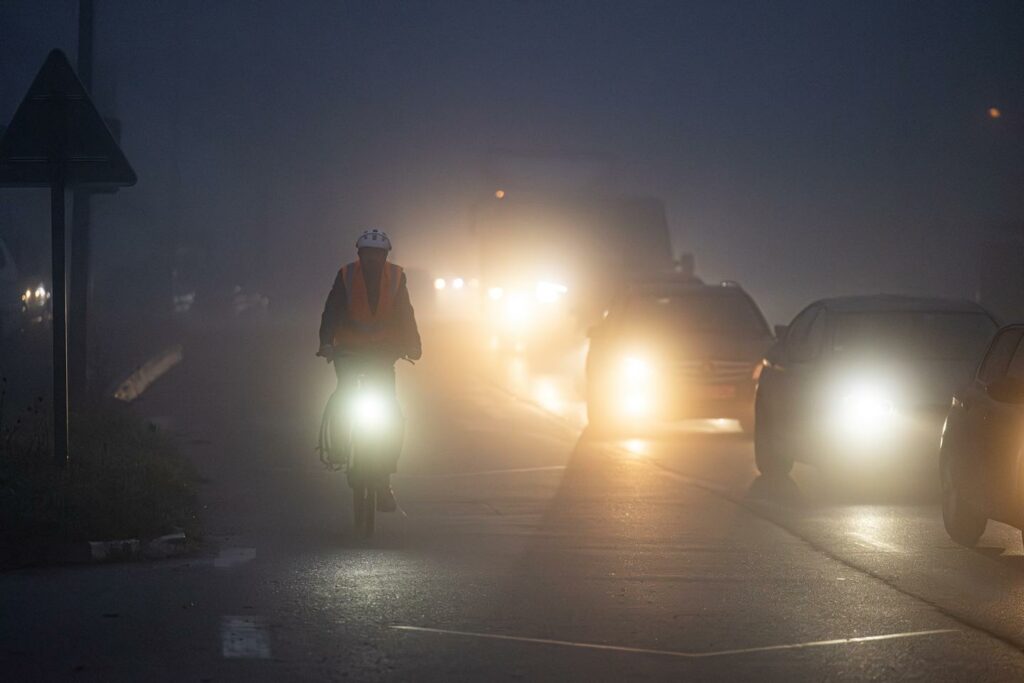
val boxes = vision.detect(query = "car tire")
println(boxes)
[754,402,792,477]
[941,455,986,546]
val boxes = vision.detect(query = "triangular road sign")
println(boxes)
[0,49,136,188]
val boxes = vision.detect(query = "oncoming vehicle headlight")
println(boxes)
[620,393,651,417]
[834,383,895,437]
[352,391,391,432]
[615,356,655,418]
[22,283,50,308]
[535,281,568,303]
[621,356,652,384]
[503,292,531,328]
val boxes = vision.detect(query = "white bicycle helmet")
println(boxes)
[356,228,392,251]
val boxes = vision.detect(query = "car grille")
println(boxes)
[673,360,753,382]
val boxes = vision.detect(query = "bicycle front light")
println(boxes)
[352,391,391,432]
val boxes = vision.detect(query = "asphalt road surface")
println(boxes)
[6,320,1024,681]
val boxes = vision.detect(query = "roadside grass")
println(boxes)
[0,386,200,546]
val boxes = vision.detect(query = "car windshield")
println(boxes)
[832,311,996,360]
[619,290,768,335]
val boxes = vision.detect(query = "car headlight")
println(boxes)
[619,393,651,417]
[621,356,652,384]
[22,284,49,308]
[503,292,531,328]
[614,356,655,417]
[834,383,895,436]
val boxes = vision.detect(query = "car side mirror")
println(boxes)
[987,377,1024,404]
[773,324,788,340]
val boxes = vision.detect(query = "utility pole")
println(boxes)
[69,0,94,406]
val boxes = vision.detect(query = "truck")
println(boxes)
[470,153,675,352]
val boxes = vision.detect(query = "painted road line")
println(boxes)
[221,616,271,659]
[399,465,567,479]
[214,547,256,568]
[391,625,958,659]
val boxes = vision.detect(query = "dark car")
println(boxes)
[754,295,998,476]
[585,278,773,431]
[939,324,1024,546]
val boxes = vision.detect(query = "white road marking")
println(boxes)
[391,625,957,659]
[399,465,567,479]
[214,547,257,568]
[221,616,271,659]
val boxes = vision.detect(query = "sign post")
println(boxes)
[51,167,69,464]
[0,49,136,465]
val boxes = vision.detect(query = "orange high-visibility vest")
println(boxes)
[332,260,404,348]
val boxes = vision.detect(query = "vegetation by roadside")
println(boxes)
[0,385,199,552]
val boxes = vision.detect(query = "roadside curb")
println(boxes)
[2,532,192,570]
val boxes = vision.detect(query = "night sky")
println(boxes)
[2,0,1022,322]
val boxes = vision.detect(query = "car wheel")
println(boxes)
[940,455,986,546]
[754,402,792,477]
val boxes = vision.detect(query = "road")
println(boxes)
[5,320,1024,681]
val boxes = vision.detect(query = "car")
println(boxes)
[585,278,773,432]
[939,323,1024,546]
[754,295,998,477]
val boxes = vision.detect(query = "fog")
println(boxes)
[2,0,1022,324]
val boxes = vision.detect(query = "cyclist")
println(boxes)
[318,229,421,511]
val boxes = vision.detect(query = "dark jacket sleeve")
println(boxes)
[319,271,347,347]
[395,273,422,360]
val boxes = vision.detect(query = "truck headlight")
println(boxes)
[535,281,568,303]
[503,292,531,328]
